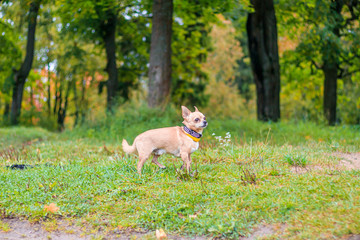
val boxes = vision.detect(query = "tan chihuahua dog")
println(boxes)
[122,106,207,175]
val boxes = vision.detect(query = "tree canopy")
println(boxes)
[0,0,359,128]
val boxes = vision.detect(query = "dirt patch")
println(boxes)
[289,152,360,174]
[289,164,330,174]
[347,235,360,240]
[335,152,360,170]
[0,218,114,240]
[240,223,286,240]
[0,218,206,240]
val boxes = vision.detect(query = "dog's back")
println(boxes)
[122,126,180,155]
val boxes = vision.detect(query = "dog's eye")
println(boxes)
[195,118,200,122]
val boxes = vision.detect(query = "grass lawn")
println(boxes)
[0,119,359,239]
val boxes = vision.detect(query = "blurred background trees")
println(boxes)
[0,0,359,130]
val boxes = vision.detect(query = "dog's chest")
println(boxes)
[191,141,199,153]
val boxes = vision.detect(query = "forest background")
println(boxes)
[0,0,359,130]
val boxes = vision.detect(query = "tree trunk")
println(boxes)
[10,0,40,125]
[30,85,34,121]
[322,0,343,126]
[101,11,118,112]
[47,61,51,116]
[322,62,337,125]
[80,77,87,124]
[73,80,79,127]
[57,80,71,131]
[246,0,280,121]
[3,101,10,122]
[54,74,59,115]
[148,0,173,108]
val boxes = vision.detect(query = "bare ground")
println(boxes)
[290,152,360,174]
[335,152,360,170]
[0,218,207,240]
[239,223,286,240]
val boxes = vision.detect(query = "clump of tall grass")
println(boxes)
[284,154,308,167]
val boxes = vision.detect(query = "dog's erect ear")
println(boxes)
[194,106,199,112]
[181,106,191,119]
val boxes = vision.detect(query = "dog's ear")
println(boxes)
[181,106,191,119]
[194,106,199,112]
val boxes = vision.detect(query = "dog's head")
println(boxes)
[181,106,207,132]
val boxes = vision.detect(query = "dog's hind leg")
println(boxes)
[135,142,153,175]
[137,146,154,175]
[152,154,166,169]
[137,154,149,175]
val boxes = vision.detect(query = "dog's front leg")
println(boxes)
[187,153,192,173]
[180,152,190,174]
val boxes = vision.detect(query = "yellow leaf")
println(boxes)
[44,203,59,213]
[156,228,167,240]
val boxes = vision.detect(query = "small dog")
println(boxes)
[122,106,207,175]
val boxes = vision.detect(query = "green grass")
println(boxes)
[0,127,53,150]
[284,154,308,167]
[0,115,360,239]
[0,220,11,232]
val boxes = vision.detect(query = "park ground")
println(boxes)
[0,117,360,239]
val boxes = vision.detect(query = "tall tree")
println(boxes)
[148,0,173,108]
[58,0,122,112]
[97,6,118,112]
[319,0,359,125]
[246,0,280,121]
[280,0,360,125]
[322,0,342,125]
[10,0,41,124]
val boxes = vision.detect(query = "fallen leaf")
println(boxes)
[44,203,59,213]
[156,228,167,240]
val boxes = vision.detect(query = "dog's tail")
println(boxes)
[122,139,137,154]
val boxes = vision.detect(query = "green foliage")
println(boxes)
[0,0,359,128]
[278,0,360,124]
[0,18,22,101]
[225,0,253,101]
[171,0,235,107]
[116,10,150,100]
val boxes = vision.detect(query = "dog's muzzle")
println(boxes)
[202,121,208,128]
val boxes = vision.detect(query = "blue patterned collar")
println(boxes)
[183,125,202,140]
